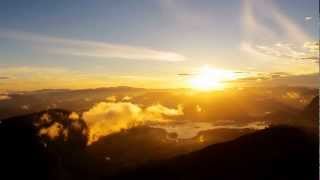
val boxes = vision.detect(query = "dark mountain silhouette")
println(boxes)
[0,99,318,180]
[0,109,90,180]
[114,126,318,180]
[86,126,253,176]
[299,95,319,122]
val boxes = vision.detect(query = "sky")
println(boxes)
[0,0,318,91]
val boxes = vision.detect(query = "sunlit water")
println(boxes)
[151,121,269,139]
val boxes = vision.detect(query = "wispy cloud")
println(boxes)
[242,0,310,44]
[0,29,186,62]
[241,42,319,62]
[241,0,317,65]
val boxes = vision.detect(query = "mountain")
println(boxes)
[86,126,254,176]
[0,105,317,180]
[0,109,254,179]
[263,95,319,127]
[114,126,318,180]
[300,95,319,122]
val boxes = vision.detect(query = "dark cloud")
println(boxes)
[227,72,290,83]
[234,71,250,74]
[177,73,193,76]
[228,73,319,88]
[232,76,270,83]
[300,56,319,63]
[268,73,320,87]
[0,76,9,80]
[269,72,291,78]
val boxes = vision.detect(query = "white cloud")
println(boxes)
[305,16,312,21]
[83,102,183,144]
[0,29,186,62]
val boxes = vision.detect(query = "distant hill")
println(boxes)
[299,95,319,122]
[263,95,319,128]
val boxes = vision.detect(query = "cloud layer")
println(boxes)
[83,102,183,144]
[0,94,11,101]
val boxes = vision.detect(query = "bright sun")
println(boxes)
[189,66,235,91]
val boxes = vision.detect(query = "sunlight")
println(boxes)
[189,66,235,91]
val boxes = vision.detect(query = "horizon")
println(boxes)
[1,83,319,93]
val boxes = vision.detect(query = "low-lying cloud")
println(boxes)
[83,102,183,144]
[0,94,11,101]
[39,122,64,140]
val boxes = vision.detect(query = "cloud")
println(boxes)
[177,73,193,76]
[83,102,183,144]
[36,112,87,144]
[226,71,288,83]
[303,41,319,53]
[106,96,117,102]
[196,105,202,113]
[231,72,319,87]
[233,76,270,83]
[0,29,186,62]
[299,56,319,62]
[0,94,11,101]
[122,96,132,101]
[69,112,80,121]
[241,41,318,63]
[39,122,64,140]
[0,76,9,80]
[21,105,30,110]
[241,0,316,66]
[282,91,301,100]
[267,73,320,87]
[305,16,312,21]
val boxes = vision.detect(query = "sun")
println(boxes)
[189,66,235,91]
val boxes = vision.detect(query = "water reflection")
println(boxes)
[152,121,268,139]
